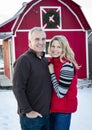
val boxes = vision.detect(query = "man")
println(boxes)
[12,27,52,130]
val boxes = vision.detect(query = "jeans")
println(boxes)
[50,112,71,130]
[20,115,50,130]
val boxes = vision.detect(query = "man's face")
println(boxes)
[29,30,46,55]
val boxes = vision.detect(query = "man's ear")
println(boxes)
[28,40,31,48]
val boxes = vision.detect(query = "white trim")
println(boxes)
[46,39,51,42]
[16,30,29,32]
[40,29,85,32]
[8,39,12,80]
[58,0,85,31]
[11,16,20,32]
[12,36,16,63]
[8,37,16,81]
[16,29,86,32]
[86,31,89,78]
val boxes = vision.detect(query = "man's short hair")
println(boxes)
[28,27,46,40]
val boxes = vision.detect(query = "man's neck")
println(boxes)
[29,48,45,57]
[36,52,43,57]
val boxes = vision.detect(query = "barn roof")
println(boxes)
[61,0,91,30]
[0,0,91,39]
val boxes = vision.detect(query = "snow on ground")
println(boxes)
[0,86,92,130]
[70,87,92,130]
[0,90,21,130]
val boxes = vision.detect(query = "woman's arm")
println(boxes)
[50,62,74,98]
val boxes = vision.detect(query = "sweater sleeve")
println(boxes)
[51,62,74,98]
[12,55,33,114]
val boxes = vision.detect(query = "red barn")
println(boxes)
[0,0,91,81]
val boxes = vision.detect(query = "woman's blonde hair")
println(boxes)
[48,35,80,69]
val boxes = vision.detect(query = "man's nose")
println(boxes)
[39,40,44,44]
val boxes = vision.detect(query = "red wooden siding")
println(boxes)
[0,19,16,32]
[14,32,28,58]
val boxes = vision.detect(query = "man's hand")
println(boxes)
[26,111,42,118]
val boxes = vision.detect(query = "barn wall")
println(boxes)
[14,32,28,59]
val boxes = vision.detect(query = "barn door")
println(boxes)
[3,39,13,79]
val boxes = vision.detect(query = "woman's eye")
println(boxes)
[57,46,61,48]
[51,46,55,48]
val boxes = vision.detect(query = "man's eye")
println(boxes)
[35,38,39,41]
[42,38,46,41]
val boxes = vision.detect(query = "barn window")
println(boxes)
[40,6,62,31]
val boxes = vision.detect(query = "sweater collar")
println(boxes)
[50,57,69,64]
[50,57,61,64]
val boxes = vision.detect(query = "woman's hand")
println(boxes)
[48,63,54,74]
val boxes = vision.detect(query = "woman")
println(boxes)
[48,35,80,130]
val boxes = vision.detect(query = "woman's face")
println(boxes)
[50,40,62,58]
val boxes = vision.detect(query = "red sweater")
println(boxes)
[50,58,78,113]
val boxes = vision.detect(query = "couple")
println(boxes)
[12,27,79,130]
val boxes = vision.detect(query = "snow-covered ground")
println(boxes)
[0,90,20,130]
[0,86,92,130]
[71,87,92,130]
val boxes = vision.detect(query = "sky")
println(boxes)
[0,0,92,27]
